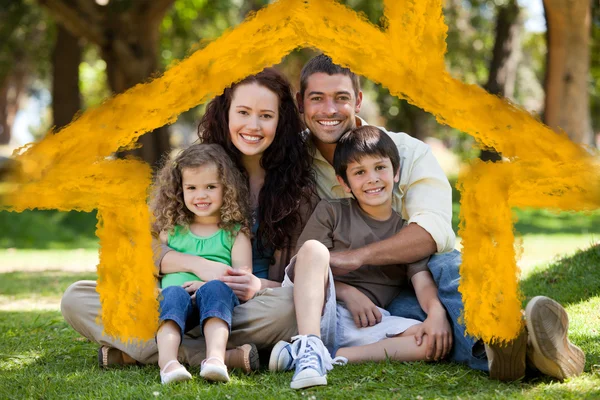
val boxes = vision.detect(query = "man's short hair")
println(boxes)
[333,126,400,186]
[300,54,361,99]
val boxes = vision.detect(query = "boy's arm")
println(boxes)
[410,269,453,361]
[329,145,452,273]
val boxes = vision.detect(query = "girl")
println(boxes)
[150,143,252,384]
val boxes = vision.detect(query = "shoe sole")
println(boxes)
[525,296,585,380]
[239,343,260,373]
[290,375,327,389]
[200,368,230,383]
[269,341,291,372]
[485,327,527,381]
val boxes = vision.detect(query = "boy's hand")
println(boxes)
[413,307,452,361]
[342,286,382,328]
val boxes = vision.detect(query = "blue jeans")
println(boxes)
[386,250,488,372]
[159,280,240,338]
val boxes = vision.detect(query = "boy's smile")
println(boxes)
[337,155,399,220]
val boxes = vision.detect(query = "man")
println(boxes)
[292,54,585,381]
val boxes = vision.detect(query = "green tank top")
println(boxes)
[160,225,238,288]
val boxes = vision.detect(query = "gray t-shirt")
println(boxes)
[297,198,429,308]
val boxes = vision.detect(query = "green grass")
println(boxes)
[0,210,99,249]
[1,246,599,399]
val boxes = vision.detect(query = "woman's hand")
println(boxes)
[220,267,261,302]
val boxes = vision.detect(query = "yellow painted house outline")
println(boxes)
[5,0,599,342]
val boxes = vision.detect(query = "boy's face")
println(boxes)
[337,155,399,218]
[298,73,362,145]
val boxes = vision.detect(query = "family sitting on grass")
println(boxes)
[61,55,586,389]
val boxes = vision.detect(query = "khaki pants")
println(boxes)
[61,280,297,366]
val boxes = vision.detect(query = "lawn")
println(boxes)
[1,205,599,399]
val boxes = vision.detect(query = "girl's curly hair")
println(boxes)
[150,143,251,238]
[198,68,315,253]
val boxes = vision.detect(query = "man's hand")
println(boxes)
[340,284,382,328]
[220,267,261,302]
[329,249,363,275]
[412,307,452,361]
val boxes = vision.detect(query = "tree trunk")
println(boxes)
[481,0,522,162]
[52,25,82,130]
[101,14,170,169]
[38,0,175,168]
[543,0,593,145]
[0,67,27,145]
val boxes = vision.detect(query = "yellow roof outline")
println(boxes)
[5,0,599,342]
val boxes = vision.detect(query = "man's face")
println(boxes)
[298,73,363,145]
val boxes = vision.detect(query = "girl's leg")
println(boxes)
[196,280,240,381]
[293,240,330,336]
[157,286,192,373]
[335,324,430,363]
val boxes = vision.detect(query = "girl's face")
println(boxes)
[181,163,223,223]
[228,82,279,158]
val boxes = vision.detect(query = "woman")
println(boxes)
[63,68,317,372]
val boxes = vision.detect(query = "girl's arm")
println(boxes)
[157,231,232,281]
[223,231,263,302]
[231,231,252,271]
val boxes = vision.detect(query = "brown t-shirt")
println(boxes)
[297,198,429,308]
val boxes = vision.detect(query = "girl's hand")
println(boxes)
[220,267,261,302]
[182,280,204,294]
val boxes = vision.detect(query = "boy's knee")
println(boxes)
[297,240,329,262]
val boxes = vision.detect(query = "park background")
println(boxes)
[0,0,599,398]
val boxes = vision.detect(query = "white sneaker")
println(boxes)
[289,335,346,390]
[269,340,294,372]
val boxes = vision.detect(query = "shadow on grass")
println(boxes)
[0,210,98,249]
[520,244,600,305]
[0,271,97,298]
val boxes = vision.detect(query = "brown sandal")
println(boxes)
[98,346,138,368]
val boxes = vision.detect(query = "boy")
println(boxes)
[270,125,452,389]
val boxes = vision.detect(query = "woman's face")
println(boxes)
[228,82,279,158]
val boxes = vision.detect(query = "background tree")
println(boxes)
[38,0,176,168]
[543,0,594,146]
[481,0,523,161]
[0,1,52,146]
